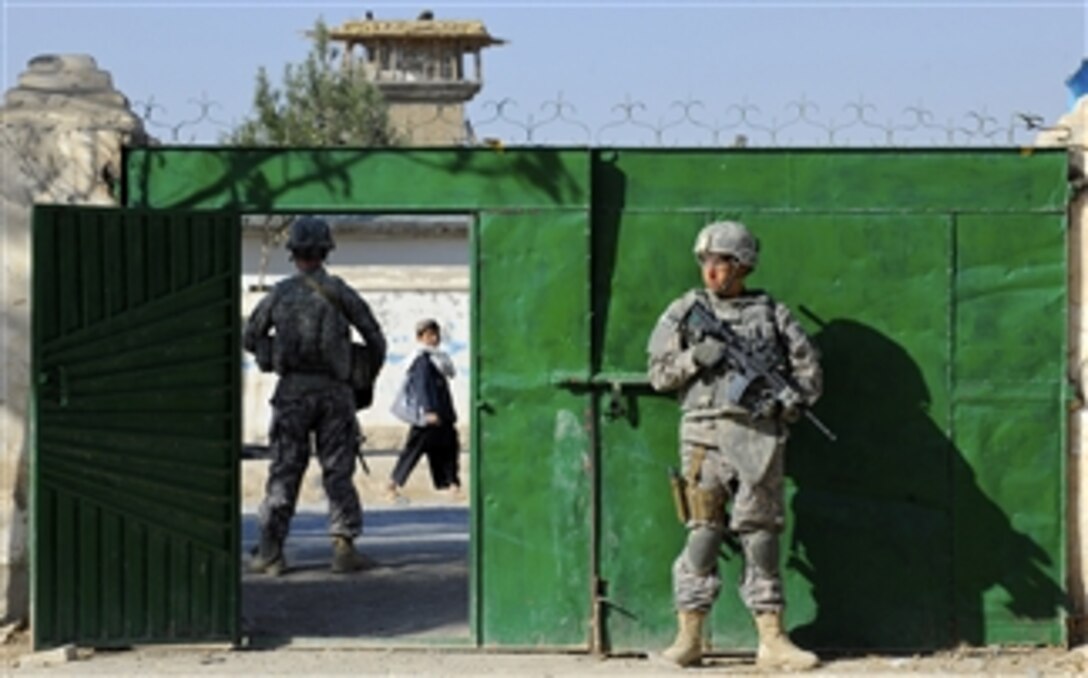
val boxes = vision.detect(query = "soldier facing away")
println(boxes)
[244,217,387,575]
[646,221,822,670]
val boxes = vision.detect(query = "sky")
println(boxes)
[1,1,1087,146]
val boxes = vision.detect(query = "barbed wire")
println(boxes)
[132,92,233,143]
[132,92,1072,147]
[469,94,1073,147]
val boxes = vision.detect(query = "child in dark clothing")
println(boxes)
[386,319,461,502]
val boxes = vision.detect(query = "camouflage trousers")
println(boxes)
[259,379,362,541]
[673,417,786,614]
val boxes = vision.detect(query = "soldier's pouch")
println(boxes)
[686,484,726,526]
[668,468,690,524]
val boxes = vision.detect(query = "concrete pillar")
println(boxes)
[0,54,147,624]
[1037,99,1088,642]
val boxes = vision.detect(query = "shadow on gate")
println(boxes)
[786,319,1068,650]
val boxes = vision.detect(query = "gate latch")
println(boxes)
[552,372,655,421]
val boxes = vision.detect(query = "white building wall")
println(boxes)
[241,231,471,451]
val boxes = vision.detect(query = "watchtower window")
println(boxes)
[398,45,428,81]
[438,48,463,81]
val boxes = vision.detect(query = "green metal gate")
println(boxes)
[590,150,1068,651]
[107,147,1068,651]
[31,206,241,648]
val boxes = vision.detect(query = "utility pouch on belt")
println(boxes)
[668,467,690,524]
[687,483,724,524]
[669,445,714,526]
[683,445,727,527]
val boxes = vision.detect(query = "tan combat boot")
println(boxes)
[754,611,818,671]
[331,536,376,573]
[249,534,286,576]
[658,609,707,667]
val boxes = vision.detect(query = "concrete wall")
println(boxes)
[0,151,32,627]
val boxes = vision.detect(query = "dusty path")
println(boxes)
[5,639,1087,675]
[242,504,469,643]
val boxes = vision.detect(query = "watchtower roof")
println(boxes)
[327,18,506,49]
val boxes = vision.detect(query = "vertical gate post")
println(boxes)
[1066,147,1087,643]
[1040,100,1088,644]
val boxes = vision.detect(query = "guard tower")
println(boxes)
[327,11,506,145]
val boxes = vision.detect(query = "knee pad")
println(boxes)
[685,526,723,575]
[740,530,780,577]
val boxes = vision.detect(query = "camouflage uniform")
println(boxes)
[650,221,822,670]
[244,267,386,541]
[649,288,821,613]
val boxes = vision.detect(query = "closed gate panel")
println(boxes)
[475,210,592,646]
[951,213,1066,644]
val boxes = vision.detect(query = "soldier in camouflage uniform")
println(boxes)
[647,221,822,671]
[244,217,387,576]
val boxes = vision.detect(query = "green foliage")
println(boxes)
[227,19,397,146]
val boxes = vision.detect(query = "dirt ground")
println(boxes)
[6,454,1087,675]
[240,504,469,642]
[3,635,1087,676]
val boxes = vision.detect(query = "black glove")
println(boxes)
[690,339,727,368]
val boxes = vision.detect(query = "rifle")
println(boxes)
[680,299,837,442]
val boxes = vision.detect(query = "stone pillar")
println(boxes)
[1037,99,1088,642]
[0,54,148,624]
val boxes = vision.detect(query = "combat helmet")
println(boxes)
[285,217,335,258]
[692,220,758,269]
